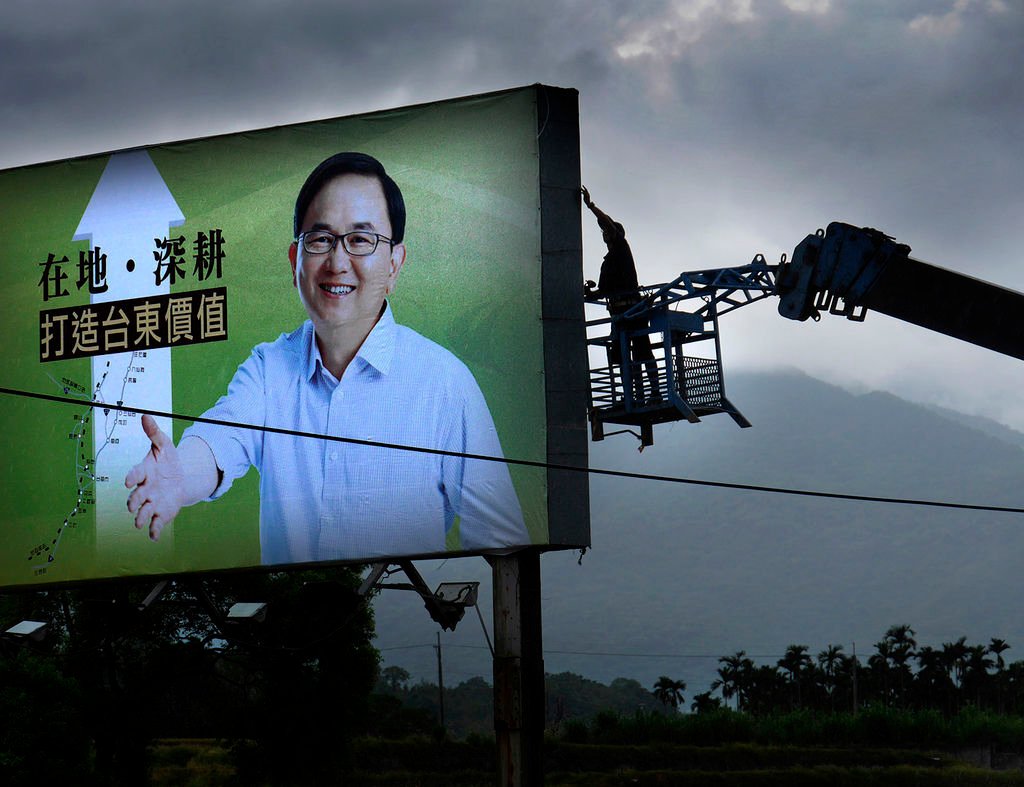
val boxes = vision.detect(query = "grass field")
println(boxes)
[148,737,1024,787]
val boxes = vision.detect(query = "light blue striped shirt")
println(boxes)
[183,304,527,565]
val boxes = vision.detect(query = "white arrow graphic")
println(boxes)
[73,150,184,558]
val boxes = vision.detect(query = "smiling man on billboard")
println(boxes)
[124,151,527,565]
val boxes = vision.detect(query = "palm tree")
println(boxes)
[691,691,723,714]
[914,646,950,710]
[778,644,813,709]
[652,676,686,711]
[833,652,861,713]
[746,664,788,715]
[936,637,968,713]
[988,639,1011,672]
[883,624,917,706]
[713,651,753,711]
[963,644,994,708]
[817,644,844,711]
[869,639,893,706]
[989,638,1011,713]
[1003,661,1024,714]
[941,636,969,711]
[884,624,917,653]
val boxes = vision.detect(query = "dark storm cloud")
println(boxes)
[1,0,480,164]
[599,1,1023,263]
[0,0,624,168]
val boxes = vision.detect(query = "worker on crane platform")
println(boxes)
[582,186,659,402]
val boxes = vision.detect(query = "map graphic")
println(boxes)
[27,151,183,578]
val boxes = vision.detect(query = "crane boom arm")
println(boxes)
[776,221,1024,361]
[863,256,1024,362]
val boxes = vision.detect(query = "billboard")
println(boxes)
[0,84,589,589]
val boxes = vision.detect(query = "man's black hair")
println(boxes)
[293,152,406,244]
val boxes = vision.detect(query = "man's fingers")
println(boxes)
[127,485,142,515]
[150,514,167,542]
[131,496,175,540]
[141,414,172,451]
[125,461,146,490]
[135,501,155,531]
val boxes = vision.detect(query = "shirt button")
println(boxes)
[329,452,338,461]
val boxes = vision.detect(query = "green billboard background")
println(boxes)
[0,87,549,588]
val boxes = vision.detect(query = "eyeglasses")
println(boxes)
[298,229,393,256]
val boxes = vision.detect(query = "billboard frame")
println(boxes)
[0,83,589,591]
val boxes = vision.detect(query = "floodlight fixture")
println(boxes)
[362,562,484,632]
[5,620,48,642]
[227,602,267,623]
[433,581,479,608]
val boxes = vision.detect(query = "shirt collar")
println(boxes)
[304,302,397,382]
[356,301,396,375]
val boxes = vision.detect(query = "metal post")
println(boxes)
[436,631,446,735]
[491,550,544,786]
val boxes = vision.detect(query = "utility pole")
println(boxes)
[435,631,446,735]
[852,641,859,715]
[491,550,544,786]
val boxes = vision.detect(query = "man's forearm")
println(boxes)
[177,435,221,505]
[586,201,615,232]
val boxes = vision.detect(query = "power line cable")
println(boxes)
[3,385,1024,515]
[381,641,787,659]
[446,643,785,659]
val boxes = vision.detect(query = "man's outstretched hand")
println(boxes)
[125,414,186,541]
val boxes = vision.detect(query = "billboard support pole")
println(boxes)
[491,549,544,787]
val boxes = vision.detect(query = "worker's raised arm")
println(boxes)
[581,186,617,236]
[125,414,220,542]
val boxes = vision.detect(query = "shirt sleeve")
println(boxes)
[181,347,267,500]
[441,373,529,551]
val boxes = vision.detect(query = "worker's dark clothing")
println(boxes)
[598,236,640,313]
[597,234,658,400]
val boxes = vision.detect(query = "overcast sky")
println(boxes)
[4,0,1021,430]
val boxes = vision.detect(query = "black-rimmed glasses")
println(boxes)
[298,229,393,256]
